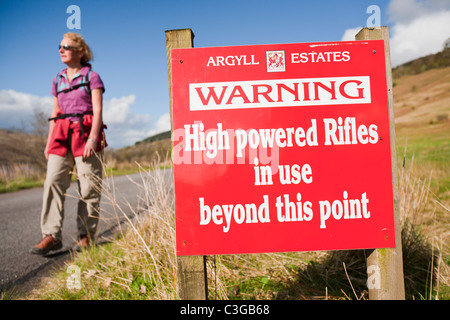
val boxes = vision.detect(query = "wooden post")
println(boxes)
[165,28,195,132]
[165,28,208,300]
[356,27,405,300]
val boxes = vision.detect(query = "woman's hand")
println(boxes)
[44,144,50,160]
[83,138,97,159]
[85,88,103,160]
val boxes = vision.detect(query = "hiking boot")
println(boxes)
[29,235,63,255]
[73,234,91,252]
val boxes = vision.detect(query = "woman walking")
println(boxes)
[30,32,107,255]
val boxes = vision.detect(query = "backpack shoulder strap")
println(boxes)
[55,69,92,96]
[55,73,62,95]
[84,70,92,95]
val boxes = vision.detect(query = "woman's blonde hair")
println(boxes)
[63,32,93,66]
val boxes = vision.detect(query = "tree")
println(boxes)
[31,108,49,138]
[444,37,450,50]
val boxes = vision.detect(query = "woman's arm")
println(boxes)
[83,88,103,159]
[44,97,61,160]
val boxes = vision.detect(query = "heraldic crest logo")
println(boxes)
[266,50,285,72]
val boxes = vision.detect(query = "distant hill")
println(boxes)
[391,43,450,129]
[104,130,173,168]
[105,133,172,169]
[393,65,450,130]
[393,47,450,79]
[135,130,171,145]
[0,128,46,170]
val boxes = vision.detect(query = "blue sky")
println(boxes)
[1,0,449,148]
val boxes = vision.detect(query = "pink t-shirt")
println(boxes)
[51,66,105,121]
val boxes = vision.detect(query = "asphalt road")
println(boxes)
[0,172,146,292]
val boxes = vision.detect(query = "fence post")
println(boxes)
[165,28,195,132]
[356,27,405,300]
[165,28,209,300]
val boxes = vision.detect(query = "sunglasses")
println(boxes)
[58,44,78,51]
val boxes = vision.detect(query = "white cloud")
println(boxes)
[103,95,136,124]
[103,95,170,148]
[341,27,364,41]
[389,9,450,66]
[0,89,169,149]
[0,89,52,130]
[387,0,426,24]
[155,112,171,132]
[341,0,450,67]
[388,0,450,23]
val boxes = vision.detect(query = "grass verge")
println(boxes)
[25,161,177,300]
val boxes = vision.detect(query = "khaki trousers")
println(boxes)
[40,151,103,241]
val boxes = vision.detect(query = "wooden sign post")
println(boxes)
[165,28,208,300]
[356,27,405,300]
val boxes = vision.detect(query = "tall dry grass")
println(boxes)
[0,127,47,192]
[27,157,178,299]
[0,163,44,183]
[398,156,449,299]
[0,163,46,192]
